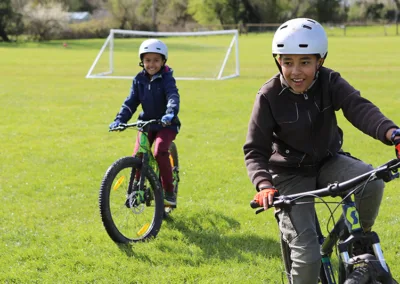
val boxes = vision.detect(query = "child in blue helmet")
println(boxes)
[110,38,181,206]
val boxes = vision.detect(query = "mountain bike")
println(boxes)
[99,119,180,243]
[251,158,400,284]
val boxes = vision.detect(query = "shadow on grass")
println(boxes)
[164,212,281,262]
[116,208,282,263]
[115,238,160,260]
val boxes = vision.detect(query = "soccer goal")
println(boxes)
[86,29,240,80]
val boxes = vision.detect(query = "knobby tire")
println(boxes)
[99,156,164,243]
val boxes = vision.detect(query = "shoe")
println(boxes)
[164,192,176,207]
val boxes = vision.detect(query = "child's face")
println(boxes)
[142,53,165,76]
[278,54,323,93]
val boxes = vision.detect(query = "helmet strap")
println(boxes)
[273,55,283,75]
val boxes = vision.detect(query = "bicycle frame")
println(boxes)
[318,195,389,284]
[252,158,400,284]
[132,122,179,195]
[135,127,159,175]
[119,121,160,204]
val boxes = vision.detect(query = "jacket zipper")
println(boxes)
[307,110,317,163]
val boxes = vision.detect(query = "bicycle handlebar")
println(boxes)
[250,158,400,214]
[109,119,161,132]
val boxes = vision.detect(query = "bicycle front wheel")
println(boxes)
[344,254,398,284]
[99,156,164,243]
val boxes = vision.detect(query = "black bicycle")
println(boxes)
[251,158,400,284]
[99,119,179,243]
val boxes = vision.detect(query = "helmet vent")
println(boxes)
[280,25,288,30]
[302,25,312,30]
[143,47,161,51]
[299,44,308,48]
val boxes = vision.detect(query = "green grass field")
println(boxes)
[1,31,400,283]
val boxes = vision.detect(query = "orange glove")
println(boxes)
[395,143,400,160]
[253,187,278,210]
[391,129,400,159]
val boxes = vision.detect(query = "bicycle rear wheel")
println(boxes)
[99,156,164,243]
[169,142,179,197]
[164,142,179,217]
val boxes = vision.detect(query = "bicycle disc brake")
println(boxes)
[125,191,145,214]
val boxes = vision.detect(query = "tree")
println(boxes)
[156,0,193,29]
[22,2,69,41]
[108,0,143,30]
[0,0,13,41]
[365,2,385,21]
[303,0,343,23]
[188,0,224,25]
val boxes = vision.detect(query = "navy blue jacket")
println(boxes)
[114,66,181,132]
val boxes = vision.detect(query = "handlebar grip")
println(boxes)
[250,200,260,208]
[250,200,267,214]
[255,208,265,214]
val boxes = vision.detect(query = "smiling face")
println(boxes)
[278,54,323,93]
[142,53,165,77]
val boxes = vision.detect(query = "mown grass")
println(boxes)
[1,28,400,283]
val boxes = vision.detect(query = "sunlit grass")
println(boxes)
[1,29,400,282]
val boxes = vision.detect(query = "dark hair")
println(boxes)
[139,53,167,68]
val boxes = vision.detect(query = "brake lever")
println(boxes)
[109,124,127,132]
[375,168,399,182]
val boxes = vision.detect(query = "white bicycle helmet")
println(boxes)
[138,39,168,61]
[272,18,328,58]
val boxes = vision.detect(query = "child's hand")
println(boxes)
[253,188,278,210]
[109,120,122,130]
[390,128,400,159]
[161,113,174,126]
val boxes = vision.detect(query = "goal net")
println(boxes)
[86,29,240,80]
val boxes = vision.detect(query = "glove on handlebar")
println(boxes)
[109,120,123,130]
[253,188,278,210]
[391,128,400,159]
[161,113,174,126]
[395,143,400,160]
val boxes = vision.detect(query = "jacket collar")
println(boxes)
[279,72,319,95]
[139,65,172,82]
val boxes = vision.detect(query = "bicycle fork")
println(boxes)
[338,232,389,273]
[318,201,390,284]
[124,154,148,208]
[338,201,389,273]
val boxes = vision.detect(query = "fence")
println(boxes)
[190,22,400,37]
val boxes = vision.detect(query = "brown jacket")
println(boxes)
[244,66,397,188]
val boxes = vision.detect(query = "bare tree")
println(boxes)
[22,2,69,41]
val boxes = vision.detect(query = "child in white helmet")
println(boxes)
[244,18,400,283]
[110,38,181,206]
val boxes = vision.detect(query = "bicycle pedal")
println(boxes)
[165,204,177,209]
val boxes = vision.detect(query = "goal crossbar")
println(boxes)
[86,29,240,81]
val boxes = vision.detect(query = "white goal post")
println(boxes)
[86,29,240,80]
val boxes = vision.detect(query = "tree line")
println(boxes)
[1,0,399,42]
